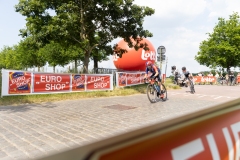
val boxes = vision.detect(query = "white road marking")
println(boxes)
[214,96,222,99]
[198,95,207,98]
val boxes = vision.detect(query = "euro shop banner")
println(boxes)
[1,69,113,97]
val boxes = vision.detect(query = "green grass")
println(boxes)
[0,78,180,106]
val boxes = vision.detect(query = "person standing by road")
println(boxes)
[215,72,219,84]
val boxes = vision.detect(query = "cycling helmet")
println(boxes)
[146,61,153,66]
[182,66,186,70]
[172,66,176,70]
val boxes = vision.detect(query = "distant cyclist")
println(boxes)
[171,65,180,84]
[182,66,193,85]
[144,61,164,98]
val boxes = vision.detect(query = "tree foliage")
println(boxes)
[195,12,240,72]
[15,0,155,73]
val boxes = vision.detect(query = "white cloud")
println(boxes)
[134,0,207,19]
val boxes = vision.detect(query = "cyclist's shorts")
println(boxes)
[150,74,162,82]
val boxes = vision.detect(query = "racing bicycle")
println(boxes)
[145,78,167,103]
[188,77,195,94]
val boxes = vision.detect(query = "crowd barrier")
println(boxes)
[193,76,240,83]
[116,72,166,87]
[1,69,113,97]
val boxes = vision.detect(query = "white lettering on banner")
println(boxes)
[94,83,108,88]
[127,74,140,84]
[206,134,220,160]
[171,121,240,159]
[11,76,30,88]
[141,50,156,60]
[45,84,66,90]
[201,77,215,82]
[171,138,204,160]
[113,54,119,61]
[89,76,109,89]
[40,75,62,83]
[222,127,234,160]
[90,77,104,83]
[230,122,240,160]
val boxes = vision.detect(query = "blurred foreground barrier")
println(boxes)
[38,98,240,160]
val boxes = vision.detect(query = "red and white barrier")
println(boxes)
[193,76,217,83]
[116,71,167,87]
[1,69,113,97]
[116,72,146,87]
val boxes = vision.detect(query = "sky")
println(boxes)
[1,0,240,76]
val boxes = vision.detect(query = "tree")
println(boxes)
[0,46,24,70]
[195,12,240,72]
[17,37,47,71]
[39,41,71,73]
[15,0,154,73]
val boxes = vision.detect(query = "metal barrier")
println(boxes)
[37,98,240,160]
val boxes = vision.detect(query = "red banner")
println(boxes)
[193,76,216,83]
[8,71,31,94]
[86,75,111,90]
[99,108,240,160]
[126,73,141,85]
[118,73,127,87]
[72,74,86,91]
[140,73,146,83]
[237,76,240,83]
[33,73,70,93]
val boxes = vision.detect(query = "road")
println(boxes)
[0,85,239,160]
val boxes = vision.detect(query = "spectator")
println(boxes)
[208,72,213,85]
[215,72,219,84]
[229,71,235,85]
[208,72,213,76]
[225,74,229,85]
[237,72,240,85]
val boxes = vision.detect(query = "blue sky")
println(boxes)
[1,0,240,75]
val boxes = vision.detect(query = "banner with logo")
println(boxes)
[193,76,216,83]
[116,72,146,87]
[8,71,31,94]
[116,71,162,87]
[1,69,113,97]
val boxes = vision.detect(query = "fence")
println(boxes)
[1,69,113,97]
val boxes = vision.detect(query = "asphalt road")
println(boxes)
[0,85,239,160]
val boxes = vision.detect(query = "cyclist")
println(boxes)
[229,71,235,85]
[182,66,193,86]
[171,66,180,84]
[144,61,164,98]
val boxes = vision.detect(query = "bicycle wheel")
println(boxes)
[160,84,167,101]
[190,80,195,94]
[146,84,157,103]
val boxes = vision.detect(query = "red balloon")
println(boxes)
[113,38,156,71]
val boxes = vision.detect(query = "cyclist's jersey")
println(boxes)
[146,65,161,75]
[183,71,191,78]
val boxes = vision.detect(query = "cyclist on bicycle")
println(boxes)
[144,61,164,98]
[171,65,180,84]
[182,66,193,86]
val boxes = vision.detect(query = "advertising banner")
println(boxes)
[117,72,127,87]
[193,76,216,83]
[95,105,240,160]
[72,74,86,91]
[33,73,71,93]
[1,69,115,96]
[8,71,31,94]
[86,75,111,90]
[126,73,141,85]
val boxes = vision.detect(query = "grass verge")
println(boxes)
[0,78,180,106]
